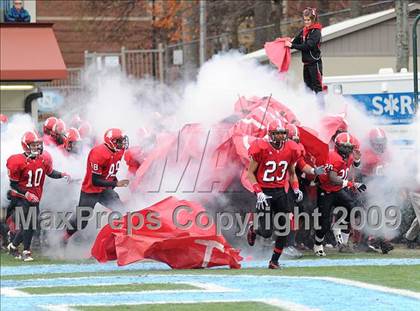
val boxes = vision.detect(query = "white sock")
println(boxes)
[342,232,350,245]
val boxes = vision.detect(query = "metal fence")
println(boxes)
[42,68,83,89]
[84,44,165,82]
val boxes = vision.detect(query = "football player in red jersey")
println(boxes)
[42,116,58,146]
[64,128,130,240]
[62,128,83,154]
[285,124,325,252]
[6,131,70,261]
[358,128,393,254]
[361,128,390,178]
[315,132,366,256]
[246,119,302,269]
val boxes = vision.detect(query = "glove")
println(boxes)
[313,166,325,176]
[256,192,272,211]
[25,192,39,203]
[61,172,71,183]
[294,189,303,202]
[354,182,367,192]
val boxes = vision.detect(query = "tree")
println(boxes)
[395,0,409,72]
[253,0,271,50]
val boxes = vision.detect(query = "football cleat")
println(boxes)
[21,250,34,262]
[268,260,282,269]
[247,224,257,246]
[314,244,326,257]
[7,243,21,259]
[333,228,344,245]
[380,241,394,254]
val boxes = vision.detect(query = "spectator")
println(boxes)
[285,7,323,93]
[4,0,31,23]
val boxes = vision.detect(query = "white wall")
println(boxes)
[23,0,36,22]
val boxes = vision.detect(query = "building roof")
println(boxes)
[0,23,67,81]
[244,2,419,62]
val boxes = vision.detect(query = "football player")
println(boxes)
[358,128,393,254]
[6,131,70,261]
[315,132,366,256]
[285,123,325,251]
[246,119,302,269]
[361,128,390,179]
[62,128,83,154]
[42,116,58,146]
[64,128,130,241]
[51,118,66,146]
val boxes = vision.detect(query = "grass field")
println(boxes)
[2,247,420,311]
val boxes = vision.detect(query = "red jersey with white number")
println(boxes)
[319,150,354,192]
[6,151,53,200]
[361,147,390,177]
[82,144,124,193]
[249,139,300,189]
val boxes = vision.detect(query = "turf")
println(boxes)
[78,302,284,311]
[2,265,420,292]
[21,283,197,294]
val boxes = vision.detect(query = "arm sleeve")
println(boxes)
[92,173,117,188]
[47,170,63,179]
[5,11,16,22]
[10,180,26,195]
[291,29,321,52]
[292,30,303,44]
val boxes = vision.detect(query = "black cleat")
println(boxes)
[268,260,282,269]
[247,224,257,246]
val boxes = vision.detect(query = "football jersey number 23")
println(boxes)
[263,160,288,182]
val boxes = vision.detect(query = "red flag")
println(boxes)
[264,38,291,72]
[319,114,348,144]
[297,126,329,166]
[91,196,243,269]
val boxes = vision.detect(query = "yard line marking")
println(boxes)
[184,282,238,292]
[1,288,30,297]
[312,277,420,300]
[263,298,320,311]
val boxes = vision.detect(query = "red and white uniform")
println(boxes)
[6,151,53,200]
[361,147,390,177]
[81,144,124,193]
[319,150,354,193]
[249,139,300,189]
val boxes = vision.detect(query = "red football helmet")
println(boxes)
[267,119,287,148]
[369,128,387,154]
[52,118,66,136]
[78,121,92,139]
[43,117,58,135]
[0,114,8,125]
[21,131,43,157]
[334,132,355,158]
[64,128,82,153]
[285,123,300,143]
[104,128,129,151]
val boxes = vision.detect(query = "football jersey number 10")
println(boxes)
[26,168,44,187]
[263,160,288,182]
